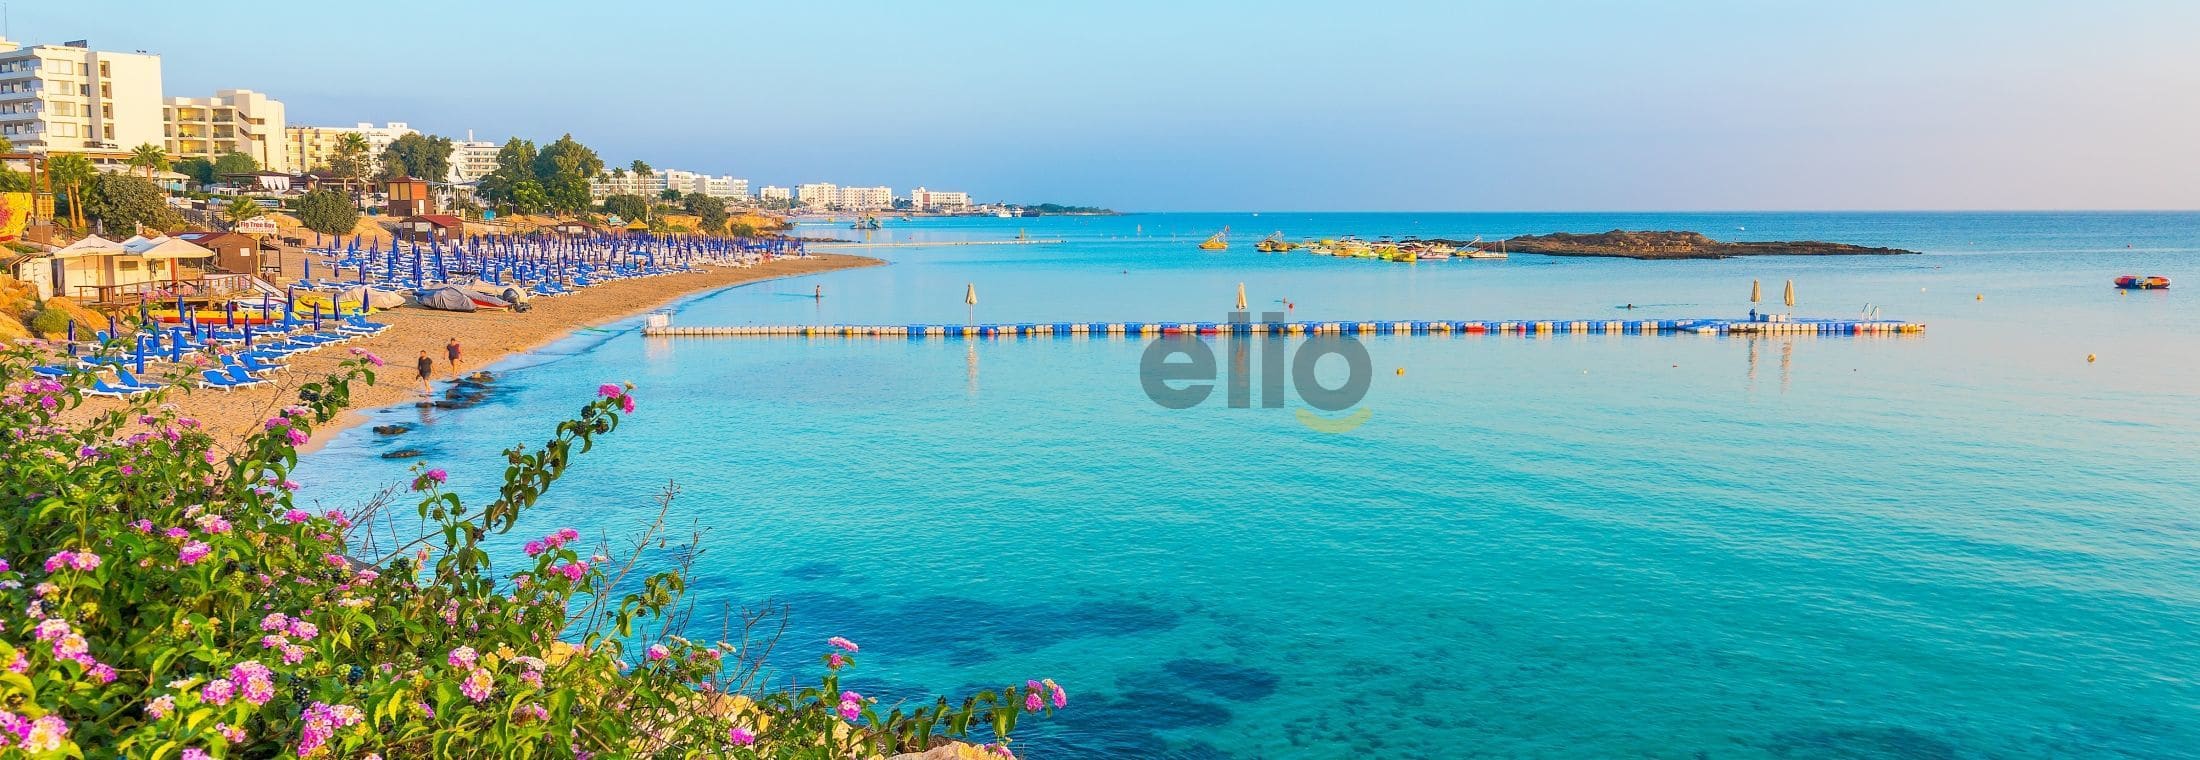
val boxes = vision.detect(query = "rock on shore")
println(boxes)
[1462,230,1919,260]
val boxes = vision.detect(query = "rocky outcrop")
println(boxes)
[1460,230,1918,260]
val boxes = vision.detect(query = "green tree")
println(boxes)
[328,132,373,201]
[0,135,21,192]
[533,135,604,215]
[222,196,266,226]
[381,133,455,182]
[658,187,683,202]
[474,137,538,211]
[174,157,216,186]
[508,178,548,214]
[82,173,183,234]
[602,194,650,224]
[682,192,728,233]
[295,188,360,237]
[210,151,260,179]
[126,143,171,179]
[629,160,651,180]
[47,153,98,228]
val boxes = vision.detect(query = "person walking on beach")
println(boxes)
[416,351,435,394]
[445,338,462,373]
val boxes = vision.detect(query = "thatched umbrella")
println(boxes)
[1235,283,1248,311]
[1783,279,1796,310]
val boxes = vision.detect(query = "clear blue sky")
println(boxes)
[28,0,2200,210]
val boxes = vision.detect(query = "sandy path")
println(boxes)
[66,254,882,452]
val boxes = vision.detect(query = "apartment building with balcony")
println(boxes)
[449,131,500,182]
[0,38,163,155]
[283,121,417,173]
[163,88,288,172]
[657,169,750,199]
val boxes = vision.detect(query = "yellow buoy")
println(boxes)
[2087,354,2097,363]
[1395,368,1405,376]
[1976,294,1983,301]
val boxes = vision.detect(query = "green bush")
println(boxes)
[26,307,69,337]
[296,189,360,237]
[0,348,1063,758]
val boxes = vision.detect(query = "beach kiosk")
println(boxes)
[172,230,278,276]
[35,234,225,306]
[384,177,434,217]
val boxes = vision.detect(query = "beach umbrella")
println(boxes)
[242,322,253,347]
[1750,279,1761,304]
[304,259,313,283]
[1235,283,1248,311]
[133,339,145,375]
[1783,279,1796,309]
[66,320,74,344]
[964,283,978,325]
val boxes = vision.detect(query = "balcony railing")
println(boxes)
[73,273,257,307]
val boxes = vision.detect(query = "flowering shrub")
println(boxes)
[0,341,1061,758]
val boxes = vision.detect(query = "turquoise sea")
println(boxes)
[298,212,2200,758]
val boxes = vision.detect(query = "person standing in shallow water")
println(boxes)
[416,351,434,395]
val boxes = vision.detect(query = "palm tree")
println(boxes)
[223,196,266,226]
[332,133,372,207]
[47,153,96,230]
[127,143,170,179]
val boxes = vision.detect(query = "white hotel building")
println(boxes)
[909,187,972,211]
[660,169,750,200]
[449,132,500,182]
[797,183,893,210]
[0,38,163,155]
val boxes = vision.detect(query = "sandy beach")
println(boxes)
[65,253,882,451]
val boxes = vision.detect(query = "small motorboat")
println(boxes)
[2114,275,2171,290]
